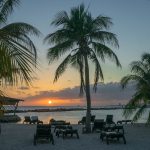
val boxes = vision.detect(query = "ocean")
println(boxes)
[15,106,150,124]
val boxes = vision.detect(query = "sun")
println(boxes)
[48,100,52,104]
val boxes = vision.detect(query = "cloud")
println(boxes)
[22,82,136,105]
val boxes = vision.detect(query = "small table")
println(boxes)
[104,124,124,134]
[54,124,72,132]
[100,131,126,144]
[57,129,79,139]
[117,120,132,124]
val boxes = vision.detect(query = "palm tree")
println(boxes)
[121,53,150,123]
[44,4,121,132]
[0,0,40,93]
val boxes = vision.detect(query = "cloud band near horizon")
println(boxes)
[20,82,135,106]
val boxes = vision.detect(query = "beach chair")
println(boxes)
[105,115,115,125]
[78,116,86,124]
[23,116,31,124]
[55,125,73,137]
[92,119,105,132]
[78,115,95,125]
[100,131,126,144]
[30,116,43,124]
[33,124,54,145]
[50,119,70,127]
[117,120,132,124]
[55,125,79,139]
[91,115,96,123]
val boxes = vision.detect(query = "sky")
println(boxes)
[4,0,150,106]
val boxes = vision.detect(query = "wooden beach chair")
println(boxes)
[33,124,54,145]
[30,116,43,124]
[50,119,70,127]
[92,119,105,132]
[23,116,31,124]
[55,125,79,139]
[23,116,43,124]
[100,131,126,144]
[78,115,95,125]
[105,115,115,125]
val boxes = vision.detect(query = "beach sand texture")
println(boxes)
[0,124,150,150]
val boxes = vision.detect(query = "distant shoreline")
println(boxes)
[5,106,150,113]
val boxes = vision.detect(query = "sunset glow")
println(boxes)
[48,100,52,104]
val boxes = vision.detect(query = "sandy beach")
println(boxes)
[0,123,150,150]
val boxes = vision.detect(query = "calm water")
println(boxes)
[16,106,150,124]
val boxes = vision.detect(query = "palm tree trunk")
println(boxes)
[84,54,91,133]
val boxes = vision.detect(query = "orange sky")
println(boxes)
[21,98,83,106]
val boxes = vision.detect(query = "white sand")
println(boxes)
[0,123,150,150]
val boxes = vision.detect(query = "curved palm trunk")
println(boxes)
[84,54,91,133]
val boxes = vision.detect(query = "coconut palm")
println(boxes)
[121,53,150,123]
[0,0,40,91]
[44,4,121,132]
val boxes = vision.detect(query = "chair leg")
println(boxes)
[63,132,65,139]
[106,135,109,145]
[50,134,54,145]
[122,128,124,134]
[123,135,126,144]
[76,132,79,139]
[0,124,1,134]
[33,135,36,146]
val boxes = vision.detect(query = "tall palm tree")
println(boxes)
[0,0,40,92]
[44,4,121,132]
[121,53,150,123]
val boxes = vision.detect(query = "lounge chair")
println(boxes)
[117,120,132,124]
[78,115,95,125]
[104,124,124,134]
[100,120,126,144]
[30,116,43,124]
[23,116,31,124]
[55,125,79,139]
[100,131,126,144]
[78,117,86,125]
[50,119,70,127]
[54,124,71,132]
[55,125,73,137]
[105,115,115,125]
[92,119,105,132]
[33,124,54,145]
[23,116,43,124]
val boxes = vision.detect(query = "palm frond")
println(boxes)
[54,54,71,82]
[132,104,147,122]
[92,42,121,67]
[78,58,85,96]
[91,31,119,48]
[44,29,71,45]
[0,0,20,24]
[92,15,113,30]
[120,75,142,89]
[51,11,69,26]
[89,49,104,91]
[142,53,150,64]
[47,40,74,64]
[130,61,146,76]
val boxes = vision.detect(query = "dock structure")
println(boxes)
[0,96,23,122]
